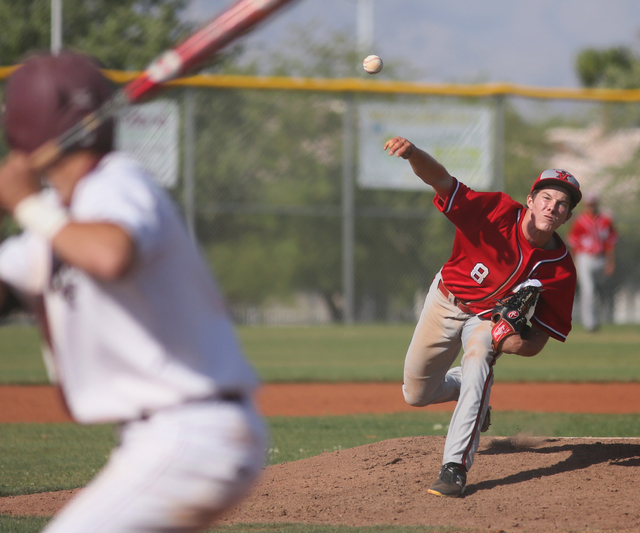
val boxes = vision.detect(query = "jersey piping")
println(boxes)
[440,180,461,213]
[461,366,493,470]
[463,209,525,306]
[531,316,567,341]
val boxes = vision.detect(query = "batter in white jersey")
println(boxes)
[0,51,266,532]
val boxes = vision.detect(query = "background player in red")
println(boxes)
[383,136,581,498]
[567,193,618,332]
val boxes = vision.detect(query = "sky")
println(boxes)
[186,0,640,88]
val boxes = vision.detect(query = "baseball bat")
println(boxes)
[29,0,298,171]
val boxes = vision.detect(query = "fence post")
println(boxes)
[342,95,356,324]
[492,94,505,192]
[183,88,196,240]
[51,0,62,54]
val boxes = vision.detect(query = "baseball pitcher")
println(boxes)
[384,136,580,497]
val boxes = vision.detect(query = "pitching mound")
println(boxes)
[220,435,640,532]
[1,436,639,531]
[1,382,639,531]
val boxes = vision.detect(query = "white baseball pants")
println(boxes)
[575,252,606,331]
[43,397,266,533]
[403,272,495,471]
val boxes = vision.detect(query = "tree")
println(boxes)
[194,24,452,321]
[574,44,640,296]
[0,0,190,69]
[575,45,640,130]
[503,105,555,202]
[576,47,639,89]
[192,84,347,317]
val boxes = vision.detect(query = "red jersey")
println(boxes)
[434,179,576,342]
[567,211,617,256]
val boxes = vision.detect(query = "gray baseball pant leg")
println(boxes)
[442,316,494,470]
[402,274,465,408]
[403,274,494,472]
[576,252,605,331]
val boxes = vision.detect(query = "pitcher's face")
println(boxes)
[526,186,572,233]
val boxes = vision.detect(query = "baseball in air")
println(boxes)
[363,54,383,74]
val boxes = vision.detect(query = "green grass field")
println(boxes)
[2,411,640,532]
[0,517,474,533]
[1,323,640,532]
[3,323,640,384]
[2,412,639,498]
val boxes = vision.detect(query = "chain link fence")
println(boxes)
[1,72,640,326]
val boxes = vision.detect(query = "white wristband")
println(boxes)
[14,192,70,240]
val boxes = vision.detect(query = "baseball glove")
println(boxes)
[490,284,540,353]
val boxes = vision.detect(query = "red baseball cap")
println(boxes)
[530,169,582,208]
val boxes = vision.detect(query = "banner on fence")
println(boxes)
[358,101,495,191]
[116,100,180,188]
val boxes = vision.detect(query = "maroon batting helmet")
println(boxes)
[2,50,115,154]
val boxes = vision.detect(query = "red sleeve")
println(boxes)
[603,215,618,251]
[530,259,576,342]
[432,178,462,213]
[433,178,519,226]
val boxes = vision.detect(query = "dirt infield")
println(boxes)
[220,436,640,532]
[2,382,640,421]
[1,383,640,532]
